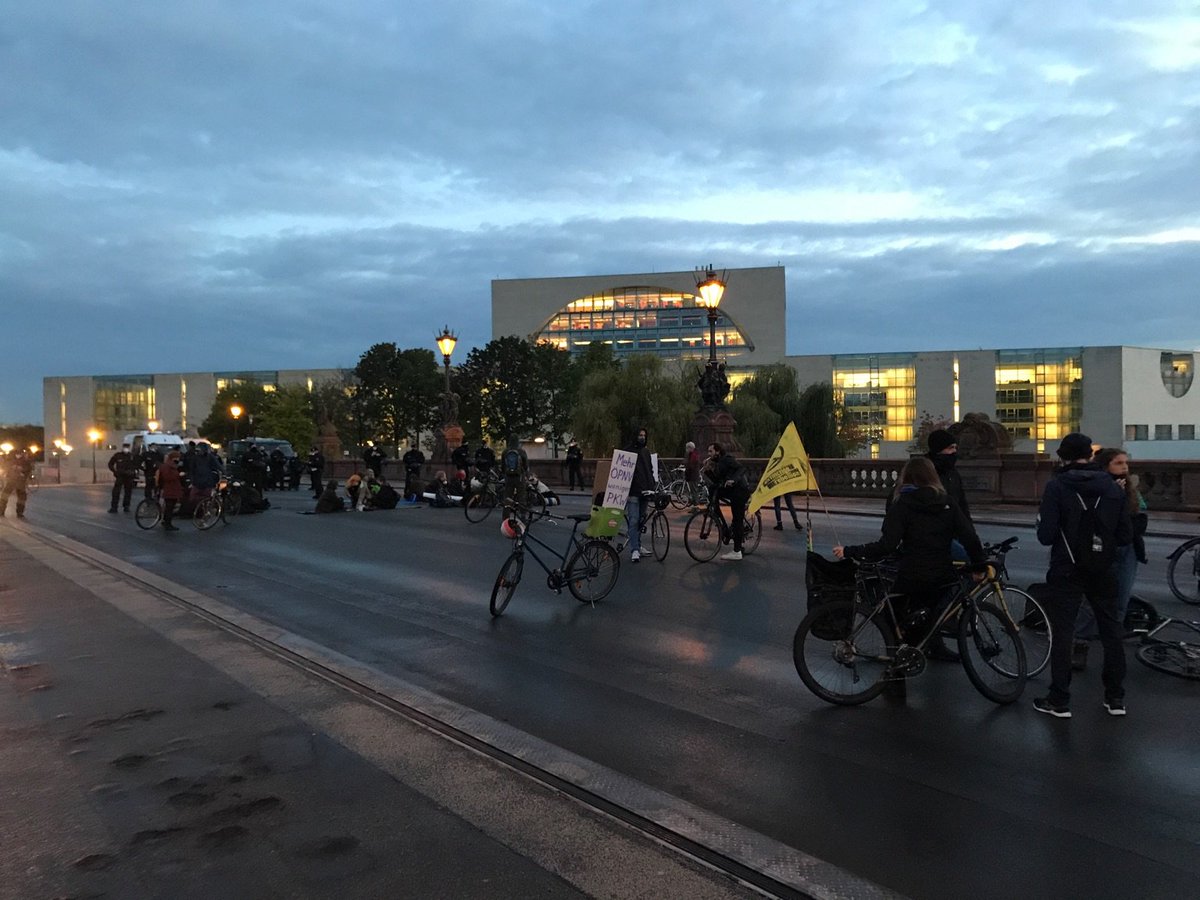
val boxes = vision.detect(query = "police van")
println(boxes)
[123,431,189,457]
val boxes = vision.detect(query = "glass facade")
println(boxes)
[832,354,917,443]
[93,375,155,433]
[534,287,751,360]
[215,371,279,392]
[994,349,1082,441]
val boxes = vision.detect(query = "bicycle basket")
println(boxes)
[585,505,625,538]
[805,551,858,639]
[652,491,670,511]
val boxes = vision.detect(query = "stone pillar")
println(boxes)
[691,407,740,454]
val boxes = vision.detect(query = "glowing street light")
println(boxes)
[87,428,102,484]
[148,420,160,432]
[0,442,12,454]
[434,326,461,463]
[230,404,243,440]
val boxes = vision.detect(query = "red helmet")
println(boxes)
[456,469,467,480]
[500,516,525,540]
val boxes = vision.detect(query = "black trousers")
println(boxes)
[310,470,323,496]
[567,462,583,489]
[1044,566,1125,706]
[111,477,135,510]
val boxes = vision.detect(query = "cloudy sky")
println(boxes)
[4,1,1199,424]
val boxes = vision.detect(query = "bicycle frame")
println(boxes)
[511,515,588,583]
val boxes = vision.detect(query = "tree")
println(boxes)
[455,336,544,448]
[354,344,442,450]
[310,372,359,450]
[570,355,693,457]
[796,382,866,458]
[532,341,575,454]
[257,384,317,452]
[909,410,955,454]
[198,382,270,444]
[728,364,806,456]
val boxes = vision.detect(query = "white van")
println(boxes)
[123,431,189,456]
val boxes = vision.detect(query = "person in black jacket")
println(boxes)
[835,456,984,659]
[402,445,425,500]
[624,428,656,562]
[364,444,386,478]
[139,443,163,499]
[926,429,971,522]
[107,443,139,513]
[705,441,751,561]
[307,447,325,497]
[451,442,471,480]
[565,439,584,490]
[1033,433,1131,718]
[474,443,495,477]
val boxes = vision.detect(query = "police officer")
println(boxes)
[139,442,163,499]
[474,442,496,478]
[451,442,471,479]
[307,446,325,497]
[364,444,387,478]
[241,441,267,495]
[107,443,139,513]
[565,439,584,490]
[402,444,426,501]
[0,448,34,518]
[268,448,286,490]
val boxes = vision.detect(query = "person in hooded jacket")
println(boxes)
[1033,432,1131,719]
[925,428,970,521]
[624,427,656,562]
[835,456,984,660]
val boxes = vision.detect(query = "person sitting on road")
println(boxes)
[368,477,399,510]
[448,469,470,498]
[428,470,455,508]
[834,456,985,661]
[315,480,346,513]
[345,471,363,508]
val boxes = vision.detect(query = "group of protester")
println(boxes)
[831,428,1141,719]
[106,439,226,529]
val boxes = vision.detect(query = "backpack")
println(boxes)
[501,449,522,476]
[1061,492,1115,575]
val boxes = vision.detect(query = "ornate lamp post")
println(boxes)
[434,326,463,463]
[691,265,739,451]
[87,428,102,484]
[230,404,243,440]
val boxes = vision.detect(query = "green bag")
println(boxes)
[585,505,625,538]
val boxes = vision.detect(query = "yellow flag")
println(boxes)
[748,422,818,512]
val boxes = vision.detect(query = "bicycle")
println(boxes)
[489,512,621,617]
[193,476,244,530]
[666,466,708,510]
[683,501,761,562]
[135,492,164,530]
[464,470,503,523]
[1166,535,1200,605]
[1136,616,1200,679]
[611,490,671,562]
[793,559,1027,706]
[962,537,1051,678]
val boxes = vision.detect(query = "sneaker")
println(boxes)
[630,550,640,562]
[107,508,118,514]
[794,522,803,530]
[720,550,743,560]
[1033,697,1072,719]
[1103,699,1126,717]
[773,523,783,531]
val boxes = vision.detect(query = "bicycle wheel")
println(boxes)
[684,509,722,562]
[668,479,690,510]
[957,601,1026,704]
[650,511,670,562]
[134,498,162,530]
[1167,538,1200,604]
[1136,642,1200,680]
[793,600,892,706]
[566,540,620,604]
[464,490,497,523]
[489,551,524,617]
[742,511,762,556]
[193,497,221,531]
[980,586,1050,678]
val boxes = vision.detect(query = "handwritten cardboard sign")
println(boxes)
[603,449,638,509]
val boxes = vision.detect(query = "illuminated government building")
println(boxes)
[492,266,1200,459]
[39,266,1199,479]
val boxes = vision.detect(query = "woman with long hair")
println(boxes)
[834,456,985,658]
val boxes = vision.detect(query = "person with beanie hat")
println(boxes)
[924,428,971,522]
[1033,432,1131,718]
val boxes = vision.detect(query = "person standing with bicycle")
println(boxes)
[706,442,751,561]
[834,456,985,657]
[1034,432,1131,718]
[156,449,184,531]
[625,428,656,563]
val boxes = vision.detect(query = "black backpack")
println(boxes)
[1062,492,1116,575]
[501,449,522,476]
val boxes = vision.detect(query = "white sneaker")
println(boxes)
[720,550,743,560]
[631,550,640,562]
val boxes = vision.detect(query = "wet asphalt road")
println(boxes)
[22,485,1200,899]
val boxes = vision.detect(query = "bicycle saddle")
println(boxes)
[568,513,590,522]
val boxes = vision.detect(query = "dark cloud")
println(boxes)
[3,1,1198,423]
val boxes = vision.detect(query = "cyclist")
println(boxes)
[705,442,751,561]
[834,456,985,658]
[625,428,656,562]
[155,449,184,531]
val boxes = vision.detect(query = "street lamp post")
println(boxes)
[434,326,463,463]
[691,265,739,451]
[87,428,102,484]
[230,404,243,440]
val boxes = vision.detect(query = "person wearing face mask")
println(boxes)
[925,429,970,522]
[623,427,656,562]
